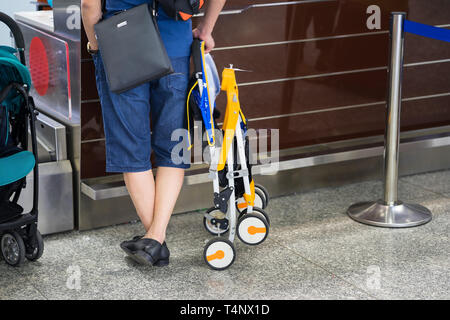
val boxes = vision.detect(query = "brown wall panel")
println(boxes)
[81,101,103,141]
[81,140,107,179]
[402,63,450,98]
[405,34,450,63]
[216,69,388,120]
[248,94,450,150]
[408,0,450,25]
[248,104,387,149]
[401,95,450,131]
[203,0,412,48]
[210,31,450,85]
[212,34,390,83]
[81,59,98,101]
[213,62,450,122]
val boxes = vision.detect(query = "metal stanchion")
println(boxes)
[347,12,432,227]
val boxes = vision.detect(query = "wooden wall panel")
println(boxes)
[249,95,450,149]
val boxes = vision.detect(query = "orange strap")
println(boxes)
[179,11,192,21]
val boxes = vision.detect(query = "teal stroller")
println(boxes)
[0,12,43,266]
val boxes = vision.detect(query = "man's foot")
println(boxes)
[128,238,162,266]
[120,236,170,267]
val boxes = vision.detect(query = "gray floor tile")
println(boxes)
[0,264,46,300]
[333,177,442,205]
[402,170,450,195]
[25,230,371,299]
[0,282,46,300]
[271,194,450,300]
[13,246,158,299]
[266,178,441,230]
[133,239,373,300]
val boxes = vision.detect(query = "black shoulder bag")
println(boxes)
[94,0,173,93]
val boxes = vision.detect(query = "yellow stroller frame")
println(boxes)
[201,65,271,270]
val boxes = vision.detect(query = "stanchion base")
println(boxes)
[347,200,432,228]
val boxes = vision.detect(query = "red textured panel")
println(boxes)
[29,37,49,96]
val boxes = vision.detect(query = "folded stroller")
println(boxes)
[188,40,270,270]
[0,12,43,266]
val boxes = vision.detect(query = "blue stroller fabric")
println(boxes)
[187,42,221,149]
[0,45,34,187]
[0,151,35,187]
[0,45,31,115]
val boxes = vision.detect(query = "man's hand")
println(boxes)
[193,0,226,53]
[192,27,215,53]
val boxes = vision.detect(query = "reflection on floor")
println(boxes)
[1,169,449,300]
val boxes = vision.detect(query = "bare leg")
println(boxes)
[145,167,184,244]
[123,170,156,231]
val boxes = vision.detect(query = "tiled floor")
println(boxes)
[0,170,449,300]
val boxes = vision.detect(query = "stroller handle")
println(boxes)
[0,11,26,65]
[191,38,203,74]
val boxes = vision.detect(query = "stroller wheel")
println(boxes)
[237,213,269,246]
[236,189,267,212]
[255,184,270,207]
[25,230,44,261]
[239,207,270,226]
[204,238,235,271]
[203,207,229,236]
[1,231,26,267]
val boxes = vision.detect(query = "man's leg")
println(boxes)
[144,167,184,243]
[146,56,190,244]
[90,48,154,242]
[123,170,155,231]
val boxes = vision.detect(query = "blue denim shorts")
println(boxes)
[92,52,191,172]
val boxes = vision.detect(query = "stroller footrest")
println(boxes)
[213,187,234,214]
[0,201,23,223]
[0,213,35,231]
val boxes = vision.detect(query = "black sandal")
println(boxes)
[120,235,143,256]
[121,237,170,267]
[129,238,162,266]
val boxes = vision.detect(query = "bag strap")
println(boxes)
[100,0,158,17]
[190,0,200,12]
[152,0,158,17]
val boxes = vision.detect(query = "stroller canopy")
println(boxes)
[0,45,31,114]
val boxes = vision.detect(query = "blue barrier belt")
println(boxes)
[404,20,450,43]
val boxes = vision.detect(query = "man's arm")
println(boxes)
[81,0,103,51]
[193,0,226,53]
